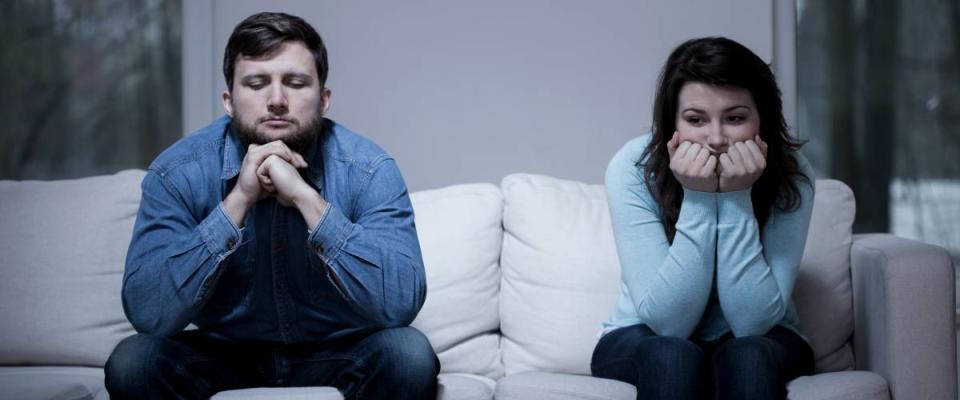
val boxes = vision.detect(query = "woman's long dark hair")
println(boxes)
[640,37,810,242]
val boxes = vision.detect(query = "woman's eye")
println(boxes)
[727,115,745,123]
[685,117,704,125]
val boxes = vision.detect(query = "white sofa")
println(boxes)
[0,170,955,400]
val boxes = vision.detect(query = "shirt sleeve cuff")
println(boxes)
[678,187,717,222]
[717,189,754,225]
[307,203,352,263]
[198,203,243,259]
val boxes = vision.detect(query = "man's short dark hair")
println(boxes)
[223,12,329,91]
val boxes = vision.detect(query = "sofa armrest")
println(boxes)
[851,233,956,400]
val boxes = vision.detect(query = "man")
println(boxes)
[105,12,437,399]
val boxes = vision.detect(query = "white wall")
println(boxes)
[185,1,793,191]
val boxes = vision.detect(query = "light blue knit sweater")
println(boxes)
[602,134,815,340]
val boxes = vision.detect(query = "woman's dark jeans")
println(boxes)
[104,326,439,400]
[591,324,814,400]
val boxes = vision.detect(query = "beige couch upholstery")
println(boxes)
[0,170,955,399]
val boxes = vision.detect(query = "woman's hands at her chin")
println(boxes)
[667,131,719,193]
[718,135,768,192]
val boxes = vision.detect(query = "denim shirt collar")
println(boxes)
[218,116,326,193]
[220,117,243,180]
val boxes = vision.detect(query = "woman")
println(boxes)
[591,37,816,399]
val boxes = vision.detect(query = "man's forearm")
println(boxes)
[295,187,329,229]
[222,189,255,228]
[126,180,244,336]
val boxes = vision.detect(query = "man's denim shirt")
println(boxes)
[123,116,426,344]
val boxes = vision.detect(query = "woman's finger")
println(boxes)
[703,154,718,176]
[718,153,734,175]
[681,143,703,170]
[693,146,710,169]
[744,140,766,169]
[736,142,758,171]
[674,141,692,161]
[756,134,769,156]
[667,131,680,158]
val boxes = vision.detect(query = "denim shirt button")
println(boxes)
[226,239,236,249]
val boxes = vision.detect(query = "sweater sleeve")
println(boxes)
[605,139,718,338]
[715,152,816,337]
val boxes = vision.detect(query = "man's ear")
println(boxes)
[222,90,234,117]
[320,87,332,115]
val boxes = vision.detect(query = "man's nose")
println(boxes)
[267,86,288,114]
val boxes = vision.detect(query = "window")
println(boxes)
[0,0,182,180]
[797,0,960,262]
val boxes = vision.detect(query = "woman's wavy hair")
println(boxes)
[640,37,810,242]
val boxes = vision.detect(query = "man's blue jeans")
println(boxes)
[591,324,813,400]
[104,327,438,400]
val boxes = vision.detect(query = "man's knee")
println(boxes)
[365,327,438,382]
[104,334,168,397]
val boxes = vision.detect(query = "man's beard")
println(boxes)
[230,114,323,155]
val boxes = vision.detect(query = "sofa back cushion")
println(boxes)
[499,174,622,375]
[498,174,856,375]
[0,170,144,366]
[794,179,856,372]
[410,183,505,378]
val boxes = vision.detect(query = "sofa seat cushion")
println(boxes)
[211,373,494,400]
[409,183,504,378]
[494,371,635,400]
[0,170,144,367]
[491,370,888,400]
[786,371,889,400]
[0,366,107,400]
[437,373,496,400]
[212,387,342,400]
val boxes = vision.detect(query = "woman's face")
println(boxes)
[674,82,760,155]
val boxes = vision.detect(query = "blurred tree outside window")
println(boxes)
[0,0,182,180]
[797,0,960,265]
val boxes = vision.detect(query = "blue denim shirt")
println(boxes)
[122,116,426,343]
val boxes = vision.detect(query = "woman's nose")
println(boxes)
[706,125,726,151]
